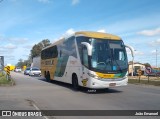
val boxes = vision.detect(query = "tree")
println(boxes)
[16,59,24,67]
[26,54,32,66]
[31,44,42,58]
[144,63,151,67]
[30,39,51,58]
[41,39,51,47]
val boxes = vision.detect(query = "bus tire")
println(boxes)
[44,71,47,79]
[46,72,50,82]
[72,74,79,90]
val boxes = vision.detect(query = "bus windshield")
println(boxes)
[90,38,128,73]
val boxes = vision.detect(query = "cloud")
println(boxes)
[151,50,156,54]
[63,28,75,37]
[72,0,79,5]
[4,43,17,49]
[151,50,160,55]
[101,13,160,36]
[126,46,144,56]
[4,55,15,60]
[97,29,106,33]
[134,51,144,55]
[0,49,9,54]
[0,35,29,45]
[3,55,15,65]
[149,39,160,46]
[9,38,28,44]
[137,28,160,36]
[51,28,75,43]
[23,45,33,49]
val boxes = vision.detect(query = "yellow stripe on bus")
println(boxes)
[95,72,114,78]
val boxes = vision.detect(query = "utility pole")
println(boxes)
[156,49,157,68]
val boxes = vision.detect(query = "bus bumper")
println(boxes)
[85,77,128,89]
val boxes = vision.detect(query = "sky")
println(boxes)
[0,0,160,67]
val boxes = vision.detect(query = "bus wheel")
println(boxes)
[46,72,50,82]
[44,71,47,79]
[72,74,79,90]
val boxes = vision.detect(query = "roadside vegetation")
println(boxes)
[0,72,14,86]
[128,76,160,86]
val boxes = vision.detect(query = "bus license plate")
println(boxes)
[109,83,116,87]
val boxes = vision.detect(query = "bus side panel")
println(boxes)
[54,56,81,84]
[53,36,82,83]
[41,58,58,80]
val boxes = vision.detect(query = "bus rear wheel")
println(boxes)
[72,74,79,90]
[46,72,50,82]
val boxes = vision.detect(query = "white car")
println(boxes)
[29,67,41,76]
[14,67,22,72]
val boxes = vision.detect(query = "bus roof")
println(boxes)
[42,31,121,51]
[42,38,64,50]
[75,31,121,40]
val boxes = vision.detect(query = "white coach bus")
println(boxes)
[41,31,132,90]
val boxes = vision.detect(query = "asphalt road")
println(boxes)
[0,72,160,119]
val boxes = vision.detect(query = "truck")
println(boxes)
[32,56,41,69]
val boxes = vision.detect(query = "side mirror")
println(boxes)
[125,45,134,76]
[81,42,92,56]
[125,45,134,58]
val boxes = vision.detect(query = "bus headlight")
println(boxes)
[87,73,100,79]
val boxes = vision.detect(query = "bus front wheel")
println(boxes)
[72,74,79,90]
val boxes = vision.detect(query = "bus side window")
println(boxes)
[82,46,89,67]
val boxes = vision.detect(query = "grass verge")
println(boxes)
[128,79,160,86]
[0,72,15,86]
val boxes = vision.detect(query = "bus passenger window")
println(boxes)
[82,46,89,67]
